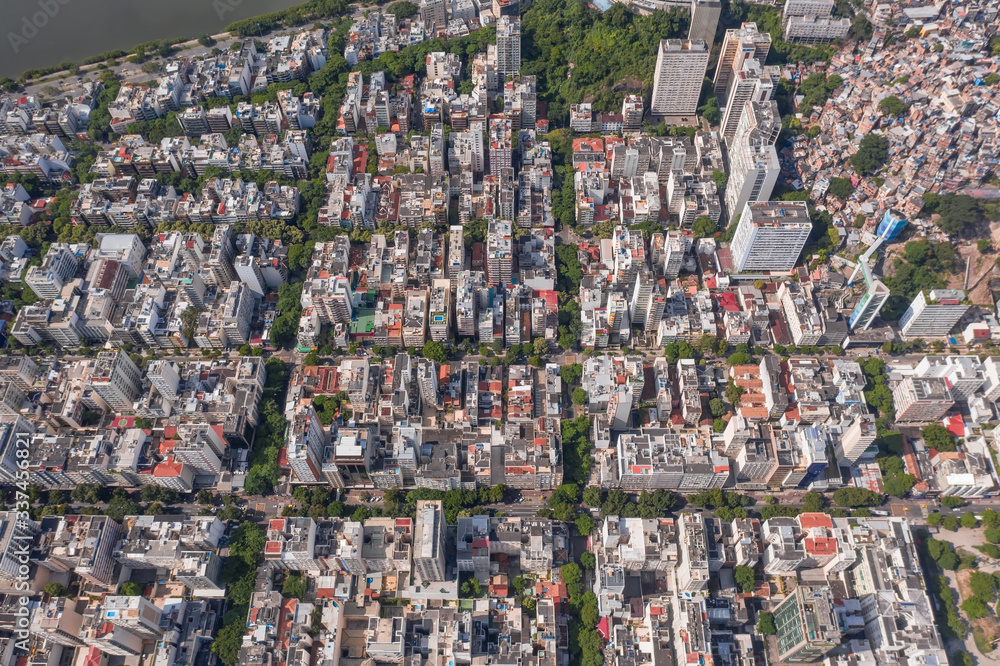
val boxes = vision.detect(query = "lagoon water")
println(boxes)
[1,0,305,79]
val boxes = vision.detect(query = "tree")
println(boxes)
[961,512,979,529]
[877,95,906,117]
[213,617,245,665]
[928,538,959,569]
[827,177,854,199]
[953,652,973,666]
[460,577,484,598]
[560,363,583,386]
[727,352,753,366]
[45,583,66,597]
[961,597,989,620]
[802,491,825,512]
[935,193,980,236]
[850,133,889,176]
[304,352,320,366]
[386,0,419,18]
[733,565,755,593]
[106,492,141,522]
[572,388,589,405]
[422,340,449,365]
[725,381,744,405]
[922,424,957,452]
[927,512,943,527]
[582,486,603,507]
[119,581,143,596]
[757,611,776,635]
[970,571,997,603]
[698,96,720,124]
[708,398,726,418]
[940,496,966,509]
[180,306,201,343]
[560,562,582,587]
[832,487,881,508]
[882,470,916,498]
[282,574,307,599]
[942,515,959,532]
[575,514,596,536]
[712,169,727,191]
[580,551,596,569]
[692,216,717,239]
[713,418,727,433]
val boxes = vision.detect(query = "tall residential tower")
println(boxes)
[650,40,709,118]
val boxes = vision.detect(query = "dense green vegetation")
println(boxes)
[380,485,508,524]
[386,1,420,18]
[850,134,889,176]
[243,359,291,495]
[225,0,350,36]
[757,611,776,635]
[878,95,907,117]
[561,415,594,485]
[561,561,604,666]
[827,177,854,200]
[831,487,881,508]
[588,488,678,519]
[878,454,916,498]
[882,239,956,320]
[282,573,307,599]
[921,192,983,236]
[921,423,957,453]
[521,1,688,119]
[797,73,843,114]
[271,283,304,346]
[213,522,266,665]
[734,565,755,593]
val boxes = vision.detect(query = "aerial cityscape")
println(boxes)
[0,0,999,665]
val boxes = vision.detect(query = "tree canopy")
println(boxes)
[386,1,419,18]
[827,177,854,199]
[850,134,889,176]
[521,0,689,121]
[921,424,957,453]
[877,95,907,117]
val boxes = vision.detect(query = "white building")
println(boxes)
[90,351,143,412]
[724,101,780,219]
[730,201,812,274]
[650,39,709,117]
[720,59,777,144]
[899,290,969,338]
[713,22,771,103]
[414,500,447,582]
